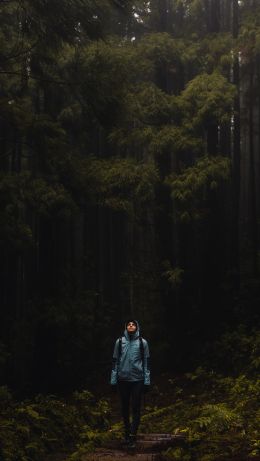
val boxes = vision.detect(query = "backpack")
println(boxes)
[117,336,144,371]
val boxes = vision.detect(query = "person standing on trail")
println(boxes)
[110,319,151,447]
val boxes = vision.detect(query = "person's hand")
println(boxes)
[143,385,150,394]
[111,384,117,393]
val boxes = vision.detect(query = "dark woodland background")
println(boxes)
[0,0,260,397]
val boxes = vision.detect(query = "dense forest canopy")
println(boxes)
[0,0,259,395]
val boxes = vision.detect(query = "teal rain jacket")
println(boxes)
[110,320,150,385]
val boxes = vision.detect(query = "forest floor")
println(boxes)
[45,372,178,461]
[44,370,260,461]
[46,374,185,461]
[78,432,186,461]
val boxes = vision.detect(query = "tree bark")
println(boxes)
[248,62,258,275]
[231,0,241,286]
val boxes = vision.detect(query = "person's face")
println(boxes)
[127,321,137,333]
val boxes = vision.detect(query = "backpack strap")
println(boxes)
[139,336,145,372]
[115,337,122,379]
[118,337,122,360]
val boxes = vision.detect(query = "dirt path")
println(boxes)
[81,433,185,461]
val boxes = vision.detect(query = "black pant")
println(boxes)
[118,380,144,435]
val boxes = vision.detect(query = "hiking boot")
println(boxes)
[128,433,137,448]
[123,431,130,445]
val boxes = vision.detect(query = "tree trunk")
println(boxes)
[248,62,258,275]
[231,0,241,286]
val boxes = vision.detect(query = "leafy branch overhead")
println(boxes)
[162,261,184,288]
[85,156,159,213]
[165,156,231,221]
[179,72,236,128]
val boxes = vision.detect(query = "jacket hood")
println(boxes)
[124,319,140,340]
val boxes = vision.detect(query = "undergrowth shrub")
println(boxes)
[139,328,260,461]
[0,388,110,461]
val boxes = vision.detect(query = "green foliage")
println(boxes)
[86,156,159,214]
[135,329,260,461]
[197,34,234,74]
[163,446,191,461]
[150,125,203,156]
[26,177,77,218]
[162,261,184,287]
[0,0,112,52]
[70,41,135,127]
[0,172,77,250]
[72,390,110,429]
[165,155,230,221]
[180,72,236,128]
[191,403,242,432]
[200,326,260,375]
[139,370,259,461]
[0,389,111,461]
[127,82,177,125]
[239,4,260,58]
[139,32,186,71]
